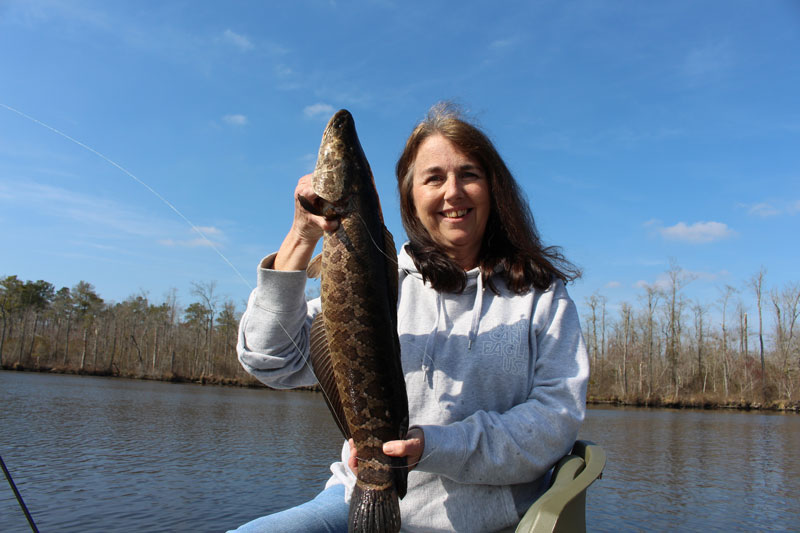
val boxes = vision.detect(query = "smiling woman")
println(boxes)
[235,103,590,532]
[396,103,581,294]
[410,133,491,270]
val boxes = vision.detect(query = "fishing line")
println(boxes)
[1,455,39,533]
[0,103,252,291]
[355,211,399,267]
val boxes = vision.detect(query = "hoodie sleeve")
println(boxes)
[415,283,589,485]
[237,253,321,389]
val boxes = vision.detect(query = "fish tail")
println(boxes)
[348,482,401,533]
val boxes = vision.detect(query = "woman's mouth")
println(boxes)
[441,208,470,219]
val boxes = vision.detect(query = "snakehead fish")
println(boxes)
[301,109,409,533]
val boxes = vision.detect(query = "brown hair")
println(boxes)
[396,103,581,294]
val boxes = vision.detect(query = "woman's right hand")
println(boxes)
[274,174,339,271]
[290,174,340,243]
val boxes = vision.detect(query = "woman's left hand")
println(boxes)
[384,427,425,470]
[347,428,426,475]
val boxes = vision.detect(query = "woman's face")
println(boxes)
[411,134,490,270]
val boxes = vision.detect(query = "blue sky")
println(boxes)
[1,0,798,324]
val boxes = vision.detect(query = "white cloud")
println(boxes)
[159,237,218,248]
[159,226,224,248]
[222,29,253,51]
[304,103,335,119]
[489,38,516,51]
[1,180,166,237]
[739,200,800,217]
[195,225,222,236]
[657,221,736,244]
[683,41,732,81]
[747,202,779,217]
[637,268,729,293]
[222,114,248,126]
[605,281,621,289]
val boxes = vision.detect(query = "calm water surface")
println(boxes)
[2,371,799,532]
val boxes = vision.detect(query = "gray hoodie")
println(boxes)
[237,245,589,532]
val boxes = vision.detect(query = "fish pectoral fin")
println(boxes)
[307,254,322,279]
[309,313,350,440]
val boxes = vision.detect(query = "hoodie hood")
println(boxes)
[398,243,485,350]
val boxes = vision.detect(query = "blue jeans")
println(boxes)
[230,484,349,533]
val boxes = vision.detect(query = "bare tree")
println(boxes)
[771,282,800,400]
[621,302,632,397]
[664,260,694,399]
[639,284,661,398]
[191,281,218,377]
[750,268,767,402]
[718,285,737,397]
[692,302,708,392]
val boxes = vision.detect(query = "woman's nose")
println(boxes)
[443,175,462,201]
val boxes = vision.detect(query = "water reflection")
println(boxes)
[2,372,799,532]
[1,372,342,532]
[581,406,800,531]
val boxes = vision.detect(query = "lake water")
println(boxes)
[1,371,799,532]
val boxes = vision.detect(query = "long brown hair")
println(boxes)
[396,103,581,294]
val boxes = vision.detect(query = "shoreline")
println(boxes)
[4,363,798,413]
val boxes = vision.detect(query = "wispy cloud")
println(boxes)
[222,29,254,52]
[682,41,733,83]
[646,219,736,244]
[488,37,517,51]
[222,114,248,126]
[738,200,800,217]
[747,202,779,217]
[159,226,225,248]
[644,269,729,291]
[605,281,621,289]
[0,180,168,237]
[303,103,335,119]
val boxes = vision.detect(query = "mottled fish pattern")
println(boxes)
[303,109,409,533]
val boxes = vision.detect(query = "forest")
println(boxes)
[2,264,798,410]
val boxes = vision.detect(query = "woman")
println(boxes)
[234,104,589,532]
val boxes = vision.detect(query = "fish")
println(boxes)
[301,109,409,533]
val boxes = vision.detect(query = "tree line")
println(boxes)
[582,262,799,410]
[0,275,256,386]
[2,263,799,410]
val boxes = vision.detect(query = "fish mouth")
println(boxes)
[441,208,471,219]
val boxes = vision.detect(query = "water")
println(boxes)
[1,371,342,532]
[582,406,800,531]
[2,371,799,532]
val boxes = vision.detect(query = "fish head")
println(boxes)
[312,109,371,215]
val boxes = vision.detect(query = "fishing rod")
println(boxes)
[1,454,39,533]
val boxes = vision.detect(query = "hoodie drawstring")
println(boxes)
[422,292,443,380]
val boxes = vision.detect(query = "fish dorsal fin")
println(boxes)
[307,254,322,279]
[309,313,350,440]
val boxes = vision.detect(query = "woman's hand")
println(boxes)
[274,174,339,271]
[347,428,426,475]
[384,427,425,469]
